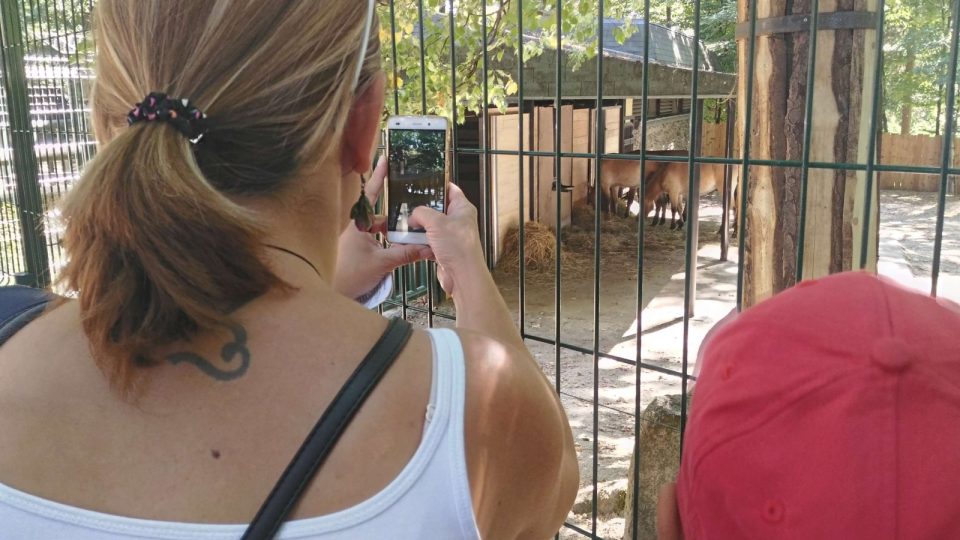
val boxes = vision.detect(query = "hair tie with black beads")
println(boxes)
[127,92,208,142]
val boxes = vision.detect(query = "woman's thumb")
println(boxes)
[408,205,442,231]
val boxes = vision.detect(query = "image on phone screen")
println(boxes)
[387,128,446,241]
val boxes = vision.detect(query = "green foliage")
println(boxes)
[379,0,737,123]
[21,0,95,62]
[883,0,953,135]
[640,0,738,73]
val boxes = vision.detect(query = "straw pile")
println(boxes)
[499,222,571,273]
[567,203,641,255]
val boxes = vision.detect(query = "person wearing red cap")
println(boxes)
[657,271,960,539]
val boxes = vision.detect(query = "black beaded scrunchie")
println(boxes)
[127,92,208,142]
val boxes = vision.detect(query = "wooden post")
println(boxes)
[686,100,705,318]
[736,0,881,307]
[721,100,735,261]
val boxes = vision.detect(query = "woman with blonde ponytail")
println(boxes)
[0,1,576,538]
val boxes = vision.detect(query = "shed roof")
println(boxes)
[525,18,724,74]
[597,18,721,73]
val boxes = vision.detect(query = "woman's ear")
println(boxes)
[341,72,386,175]
[657,483,685,540]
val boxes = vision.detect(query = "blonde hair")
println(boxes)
[59,1,381,389]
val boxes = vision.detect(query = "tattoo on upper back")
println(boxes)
[166,325,251,381]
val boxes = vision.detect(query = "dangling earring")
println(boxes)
[350,174,375,232]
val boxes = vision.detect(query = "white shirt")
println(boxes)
[0,328,480,539]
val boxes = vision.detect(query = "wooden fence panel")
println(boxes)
[489,113,532,264]
[879,133,960,193]
[571,109,591,206]
[701,120,739,157]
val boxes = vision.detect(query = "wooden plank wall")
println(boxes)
[489,112,532,264]
[879,133,960,193]
[571,109,591,206]
[535,105,574,230]
[484,104,626,240]
[698,126,958,194]
[701,121,739,157]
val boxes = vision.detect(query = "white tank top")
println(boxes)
[0,328,480,539]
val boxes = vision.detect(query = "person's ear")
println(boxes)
[657,482,684,540]
[340,72,386,175]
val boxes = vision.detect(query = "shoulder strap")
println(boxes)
[242,317,414,540]
[0,286,52,347]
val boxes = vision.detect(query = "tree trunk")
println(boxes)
[901,50,915,135]
[737,0,880,307]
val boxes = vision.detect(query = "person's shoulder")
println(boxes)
[454,330,559,431]
[453,329,578,539]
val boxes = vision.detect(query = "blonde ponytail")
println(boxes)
[59,0,382,390]
[60,123,281,387]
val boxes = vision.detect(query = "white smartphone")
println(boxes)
[386,115,449,245]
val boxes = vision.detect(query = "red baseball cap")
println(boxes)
[676,271,960,539]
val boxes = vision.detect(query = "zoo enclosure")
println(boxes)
[0,1,956,539]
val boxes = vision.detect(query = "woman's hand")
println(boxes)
[407,183,486,298]
[333,157,433,302]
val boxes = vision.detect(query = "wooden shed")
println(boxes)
[458,19,737,264]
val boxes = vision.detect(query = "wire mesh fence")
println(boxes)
[0,0,94,287]
[0,0,957,538]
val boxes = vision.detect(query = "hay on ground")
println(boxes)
[499,222,572,273]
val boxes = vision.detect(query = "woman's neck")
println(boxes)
[249,168,344,289]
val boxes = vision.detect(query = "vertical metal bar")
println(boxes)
[415,0,435,328]
[720,100,734,261]
[631,4,653,538]
[553,6,563,536]
[684,100,704,321]
[389,0,400,116]
[482,1,492,267]
[553,0,562,396]
[591,4,604,536]
[680,0,703,452]
[0,0,49,288]
[932,0,960,296]
[388,0,408,320]
[857,0,886,270]
[449,1,459,183]
[796,0,822,281]
[517,0,526,333]
[41,0,68,277]
[736,0,761,311]
[680,0,704,448]
[417,0,427,115]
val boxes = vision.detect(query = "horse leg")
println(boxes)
[608,186,620,218]
[625,187,638,218]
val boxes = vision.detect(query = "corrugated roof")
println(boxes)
[527,18,720,73]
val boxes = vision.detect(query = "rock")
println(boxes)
[571,480,628,517]
[622,394,684,540]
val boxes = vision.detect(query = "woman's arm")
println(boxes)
[411,186,578,538]
[408,184,524,352]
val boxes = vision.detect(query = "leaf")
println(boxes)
[505,80,518,95]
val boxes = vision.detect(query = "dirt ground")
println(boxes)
[400,189,958,539]
[496,194,738,539]
[878,190,960,302]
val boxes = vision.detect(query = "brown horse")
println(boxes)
[586,150,687,217]
[647,161,740,233]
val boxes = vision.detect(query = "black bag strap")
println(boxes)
[242,317,414,540]
[0,286,51,347]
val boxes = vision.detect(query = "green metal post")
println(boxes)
[0,0,49,288]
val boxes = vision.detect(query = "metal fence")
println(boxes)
[0,0,957,539]
[0,0,95,287]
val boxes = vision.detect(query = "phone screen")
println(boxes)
[387,128,446,234]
